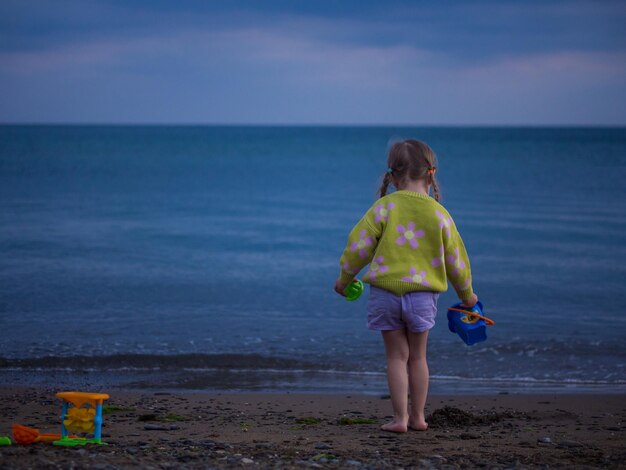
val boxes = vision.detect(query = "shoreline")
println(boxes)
[0,386,624,469]
[2,370,625,397]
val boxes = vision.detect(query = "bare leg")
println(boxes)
[407,330,429,431]
[381,329,409,433]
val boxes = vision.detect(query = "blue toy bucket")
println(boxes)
[447,301,492,346]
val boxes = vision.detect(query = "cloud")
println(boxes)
[4,1,625,57]
[410,50,626,124]
[0,1,624,124]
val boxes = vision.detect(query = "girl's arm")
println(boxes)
[336,209,382,293]
[442,215,475,304]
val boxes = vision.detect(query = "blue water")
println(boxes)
[1,125,625,393]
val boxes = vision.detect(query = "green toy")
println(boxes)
[0,436,11,445]
[344,279,363,301]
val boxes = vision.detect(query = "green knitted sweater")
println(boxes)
[338,190,474,299]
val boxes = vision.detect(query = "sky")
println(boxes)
[1,0,625,125]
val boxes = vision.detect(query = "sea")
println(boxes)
[1,125,625,395]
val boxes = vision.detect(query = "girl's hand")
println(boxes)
[461,293,478,308]
[334,279,349,296]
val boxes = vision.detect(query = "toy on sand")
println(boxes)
[54,392,110,446]
[344,279,364,301]
[447,301,494,346]
[12,424,78,445]
[11,391,109,446]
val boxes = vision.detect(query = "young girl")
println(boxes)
[335,139,478,433]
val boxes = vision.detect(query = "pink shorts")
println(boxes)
[367,286,439,333]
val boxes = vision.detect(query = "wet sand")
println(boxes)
[0,386,624,469]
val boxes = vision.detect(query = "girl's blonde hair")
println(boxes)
[378,139,440,201]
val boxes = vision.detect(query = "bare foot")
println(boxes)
[381,420,408,433]
[408,418,428,431]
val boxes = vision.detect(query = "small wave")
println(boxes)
[429,374,626,386]
[181,367,386,377]
[2,354,626,388]
[0,353,322,371]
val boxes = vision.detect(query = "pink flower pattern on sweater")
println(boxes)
[350,229,374,259]
[402,267,431,287]
[395,222,424,249]
[374,202,395,223]
[366,256,389,281]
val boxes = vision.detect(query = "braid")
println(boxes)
[431,175,441,202]
[378,172,392,198]
[413,141,440,201]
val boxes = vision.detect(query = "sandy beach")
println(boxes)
[0,387,624,469]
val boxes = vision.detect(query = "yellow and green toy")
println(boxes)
[54,392,110,446]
